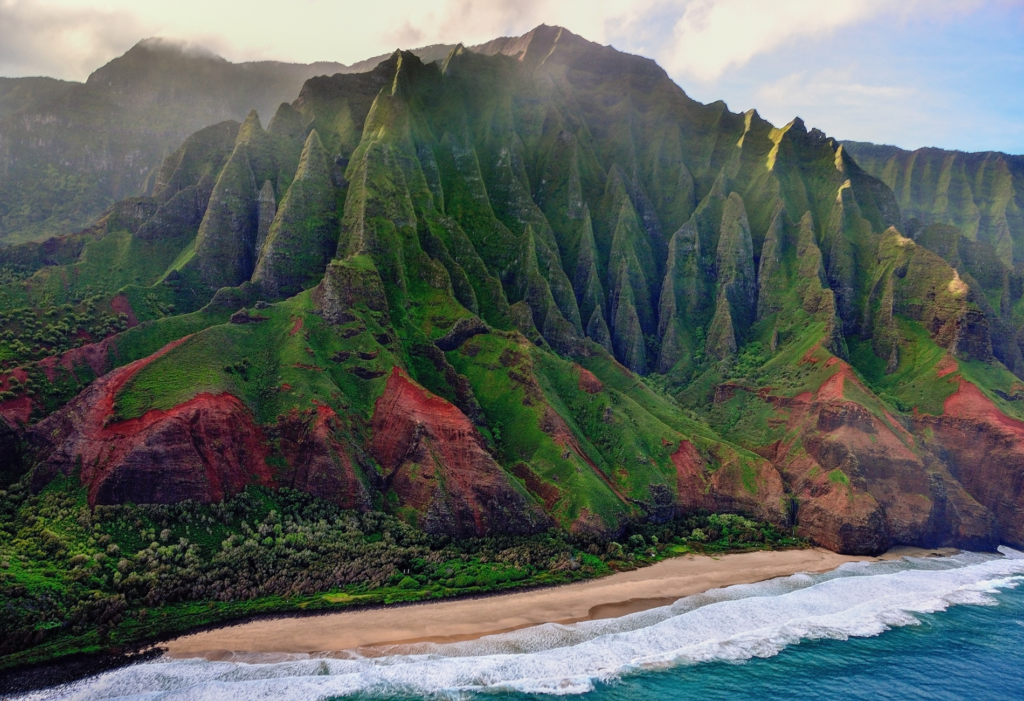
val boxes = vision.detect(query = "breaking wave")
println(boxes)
[22,547,1024,700]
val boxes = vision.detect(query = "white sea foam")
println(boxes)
[19,549,1024,700]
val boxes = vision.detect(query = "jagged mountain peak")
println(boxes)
[2,24,1024,598]
[238,108,265,140]
[86,38,227,86]
[472,23,569,61]
[267,101,305,139]
[130,37,224,60]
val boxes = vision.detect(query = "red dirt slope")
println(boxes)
[914,379,1024,545]
[274,403,371,510]
[671,440,787,527]
[767,359,995,554]
[30,338,273,505]
[370,368,547,537]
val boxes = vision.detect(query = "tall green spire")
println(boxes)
[252,130,338,299]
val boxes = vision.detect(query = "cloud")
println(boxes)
[1,0,1017,152]
[752,68,925,139]
[604,0,991,82]
[377,0,634,53]
[387,0,543,48]
[757,70,916,107]
[668,0,885,80]
[606,0,885,81]
[0,0,150,80]
[0,0,1001,84]
[369,0,985,87]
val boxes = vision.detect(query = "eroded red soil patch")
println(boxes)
[576,366,603,394]
[936,355,958,378]
[30,336,274,505]
[911,378,1024,544]
[110,293,139,327]
[762,358,993,553]
[273,402,369,510]
[0,396,32,425]
[670,440,786,527]
[370,367,545,536]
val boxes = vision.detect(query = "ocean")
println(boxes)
[18,548,1024,701]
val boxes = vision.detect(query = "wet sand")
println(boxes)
[164,546,954,660]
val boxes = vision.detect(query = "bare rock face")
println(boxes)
[274,403,371,511]
[312,258,390,324]
[670,440,788,527]
[576,365,603,394]
[434,317,488,352]
[87,394,272,505]
[916,379,1024,547]
[188,112,266,290]
[370,367,547,536]
[769,358,996,554]
[229,308,268,324]
[29,339,273,505]
[26,338,371,510]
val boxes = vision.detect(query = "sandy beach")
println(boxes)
[163,546,952,660]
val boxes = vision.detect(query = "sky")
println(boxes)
[0,0,1022,153]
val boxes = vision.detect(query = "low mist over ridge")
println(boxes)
[0,38,462,246]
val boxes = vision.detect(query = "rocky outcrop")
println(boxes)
[188,111,268,289]
[187,110,307,291]
[915,379,1024,547]
[705,291,737,360]
[229,308,268,324]
[517,225,582,355]
[434,317,488,351]
[606,169,657,368]
[769,359,996,554]
[610,260,648,373]
[370,368,547,536]
[715,193,756,331]
[755,205,786,321]
[254,180,276,253]
[29,339,273,505]
[273,404,371,510]
[574,208,607,345]
[311,258,390,324]
[671,440,787,527]
[657,218,705,371]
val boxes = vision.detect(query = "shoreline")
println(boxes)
[164,546,954,660]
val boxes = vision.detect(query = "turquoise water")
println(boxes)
[22,548,1024,700]
[529,580,1024,701]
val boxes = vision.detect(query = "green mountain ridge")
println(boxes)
[0,40,462,247]
[843,140,1024,376]
[2,23,1024,671]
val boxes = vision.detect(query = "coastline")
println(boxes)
[164,546,952,660]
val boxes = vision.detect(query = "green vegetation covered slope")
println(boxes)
[2,27,1024,669]
[843,141,1024,378]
